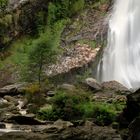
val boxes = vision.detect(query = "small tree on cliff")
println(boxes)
[24,20,66,85]
[25,29,56,85]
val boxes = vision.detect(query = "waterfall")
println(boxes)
[97,0,140,89]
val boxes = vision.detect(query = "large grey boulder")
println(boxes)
[0,83,27,97]
[101,81,130,94]
[85,78,102,91]
[59,84,76,91]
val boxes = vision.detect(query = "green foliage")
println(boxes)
[70,0,85,15]
[51,89,89,120]
[79,102,116,125]
[0,19,68,83]
[36,11,47,33]
[23,30,56,84]
[0,0,8,13]
[0,14,12,49]
[38,89,89,121]
[38,106,58,121]
[24,83,46,113]
[22,19,67,84]
[48,0,85,25]
[37,89,125,125]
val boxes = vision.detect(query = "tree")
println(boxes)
[25,29,56,85]
[23,19,66,84]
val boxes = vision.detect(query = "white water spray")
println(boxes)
[97,0,140,89]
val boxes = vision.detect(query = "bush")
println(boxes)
[52,89,90,120]
[25,83,46,109]
[79,102,119,126]
[37,106,58,121]
[70,0,85,15]
[38,89,89,121]
[37,88,125,126]
[25,83,40,94]
[92,103,116,126]
[48,0,85,25]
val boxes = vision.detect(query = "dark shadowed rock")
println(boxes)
[0,123,6,129]
[119,89,140,128]
[6,114,45,125]
[128,117,140,140]
[47,91,55,97]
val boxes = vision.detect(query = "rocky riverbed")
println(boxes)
[0,79,138,140]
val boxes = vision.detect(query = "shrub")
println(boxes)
[37,89,125,125]
[38,89,89,121]
[37,106,57,121]
[25,83,46,110]
[79,102,119,126]
[70,0,85,15]
[25,83,40,94]
[0,0,8,14]
[52,89,89,120]
[92,103,116,126]
[48,0,85,25]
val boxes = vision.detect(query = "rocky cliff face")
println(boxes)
[0,0,111,86]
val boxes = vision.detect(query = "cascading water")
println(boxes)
[97,0,140,89]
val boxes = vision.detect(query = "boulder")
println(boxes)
[4,96,18,105]
[0,83,27,97]
[43,119,73,132]
[6,114,45,125]
[101,81,130,94]
[85,78,102,91]
[47,91,55,97]
[59,84,76,91]
[128,117,140,140]
[0,98,8,107]
[53,119,73,130]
